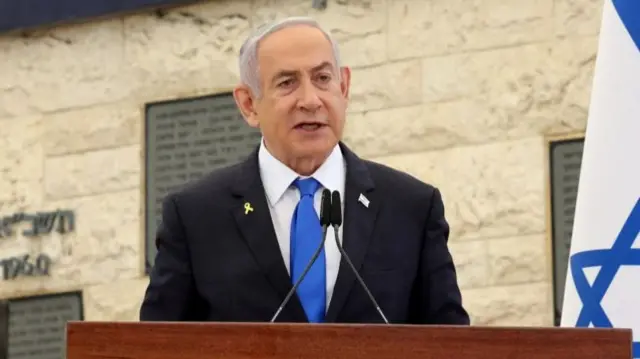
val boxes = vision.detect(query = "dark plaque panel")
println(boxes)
[0,301,7,359]
[144,93,262,272]
[549,137,585,326]
[7,292,83,359]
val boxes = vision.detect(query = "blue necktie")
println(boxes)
[290,177,326,323]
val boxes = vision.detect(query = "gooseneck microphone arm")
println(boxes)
[270,189,333,323]
[330,191,389,324]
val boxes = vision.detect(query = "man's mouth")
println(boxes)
[294,123,325,131]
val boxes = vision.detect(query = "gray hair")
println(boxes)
[238,16,342,98]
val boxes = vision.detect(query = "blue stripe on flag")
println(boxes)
[569,198,640,358]
[612,0,640,51]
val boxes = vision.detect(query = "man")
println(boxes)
[139,16,470,325]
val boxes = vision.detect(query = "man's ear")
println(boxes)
[233,84,260,128]
[339,66,351,99]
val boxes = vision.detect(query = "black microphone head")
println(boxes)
[320,189,332,226]
[330,191,342,226]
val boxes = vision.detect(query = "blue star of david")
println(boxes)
[570,198,640,357]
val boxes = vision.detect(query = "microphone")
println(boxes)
[330,190,389,324]
[270,188,332,323]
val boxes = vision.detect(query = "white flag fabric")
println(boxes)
[560,0,640,357]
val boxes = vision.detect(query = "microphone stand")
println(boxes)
[330,191,389,324]
[270,189,332,323]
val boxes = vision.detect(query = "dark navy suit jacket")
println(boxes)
[139,142,470,325]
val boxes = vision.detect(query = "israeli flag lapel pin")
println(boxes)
[358,193,370,208]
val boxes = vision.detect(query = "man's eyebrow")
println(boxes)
[311,61,334,72]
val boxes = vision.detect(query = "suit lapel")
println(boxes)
[325,143,380,322]
[230,149,307,322]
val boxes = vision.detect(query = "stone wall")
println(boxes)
[0,0,603,325]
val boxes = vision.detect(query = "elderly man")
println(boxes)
[140,16,470,325]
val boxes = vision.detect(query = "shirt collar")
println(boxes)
[258,138,345,207]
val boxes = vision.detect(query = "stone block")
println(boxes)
[349,60,422,112]
[339,31,387,68]
[44,145,140,200]
[0,87,33,120]
[44,103,141,156]
[373,137,546,241]
[131,67,238,106]
[124,0,250,85]
[251,0,386,41]
[463,282,553,326]
[344,39,596,157]
[251,0,387,68]
[0,116,44,210]
[421,39,597,145]
[0,18,130,114]
[555,0,604,36]
[123,0,247,103]
[422,40,595,103]
[487,233,548,286]
[344,105,456,158]
[0,190,141,298]
[388,0,553,60]
[83,277,149,321]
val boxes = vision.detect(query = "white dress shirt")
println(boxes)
[258,139,345,312]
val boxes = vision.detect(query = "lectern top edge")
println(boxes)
[66,320,633,335]
[66,321,634,359]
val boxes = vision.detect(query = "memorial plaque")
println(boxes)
[548,137,584,325]
[1,301,7,359]
[144,93,262,272]
[7,292,83,359]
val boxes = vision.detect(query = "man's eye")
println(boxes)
[278,79,294,87]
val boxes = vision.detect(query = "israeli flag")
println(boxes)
[560,0,640,357]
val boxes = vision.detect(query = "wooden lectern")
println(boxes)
[66,321,633,359]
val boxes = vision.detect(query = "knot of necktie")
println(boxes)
[294,177,320,197]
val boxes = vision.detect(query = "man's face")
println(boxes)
[234,25,351,171]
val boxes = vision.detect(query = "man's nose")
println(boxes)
[297,79,322,111]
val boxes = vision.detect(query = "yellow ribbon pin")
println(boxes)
[244,202,254,215]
